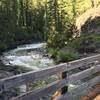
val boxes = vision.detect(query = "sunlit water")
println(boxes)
[2,43,54,70]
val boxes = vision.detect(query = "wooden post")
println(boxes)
[51,71,68,100]
[61,71,68,94]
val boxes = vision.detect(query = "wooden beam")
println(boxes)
[67,54,100,71]
[1,54,100,91]
[11,78,68,100]
[0,63,67,91]
[69,65,100,83]
[11,65,100,100]
[57,75,100,100]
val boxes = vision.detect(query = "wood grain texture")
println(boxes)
[0,54,99,100]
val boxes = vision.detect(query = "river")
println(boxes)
[2,43,54,71]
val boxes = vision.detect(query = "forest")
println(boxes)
[0,0,100,54]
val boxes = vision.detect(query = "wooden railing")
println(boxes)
[0,54,100,100]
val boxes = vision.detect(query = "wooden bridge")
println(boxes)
[0,54,100,100]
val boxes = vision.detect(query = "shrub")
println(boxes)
[57,51,79,62]
[47,48,58,58]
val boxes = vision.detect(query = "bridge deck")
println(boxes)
[94,95,100,100]
[81,83,100,100]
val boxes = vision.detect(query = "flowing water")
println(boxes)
[2,43,54,71]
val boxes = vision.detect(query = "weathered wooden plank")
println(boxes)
[57,75,100,100]
[72,75,100,96]
[0,63,67,91]
[69,65,100,83]
[56,65,100,100]
[67,54,100,71]
[11,78,68,100]
[0,54,99,92]
[55,65,100,100]
[11,65,100,100]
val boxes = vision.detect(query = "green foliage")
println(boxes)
[76,0,92,16]
[57,50,79,62]
[0,0,100,54]
[68,34,100,53]
[47,0,77,48]
[47,48,58,58]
